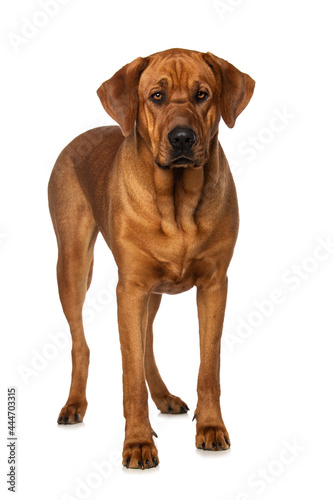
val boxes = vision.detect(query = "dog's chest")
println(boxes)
[112,165,229,294]
[150,229,211,294]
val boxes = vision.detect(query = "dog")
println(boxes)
[48,48,255,469]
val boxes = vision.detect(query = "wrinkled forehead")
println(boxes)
[139,53,216,96]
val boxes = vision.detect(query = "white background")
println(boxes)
[1,0,333,498]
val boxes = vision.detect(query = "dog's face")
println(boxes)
[97,49,255,169]
[137,51,220,169]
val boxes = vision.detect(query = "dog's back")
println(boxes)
[48,126,124,241]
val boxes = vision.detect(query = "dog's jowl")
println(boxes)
[48,48,255,469]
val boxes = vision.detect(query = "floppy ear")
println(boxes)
[203,52,255,128]
[97,57,150,136]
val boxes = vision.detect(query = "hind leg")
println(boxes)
[145,293,189,414]
[56,229,97,424]
[49,167,98,424]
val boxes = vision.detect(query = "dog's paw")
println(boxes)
[154,393,189,414]
[195,425,230,451]
[57,400,87,424]
[123,441,159,469]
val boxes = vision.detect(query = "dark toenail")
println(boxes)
[125,457,130,468]
[138,460,143,468]
[212,442,216,447]
[146,460,150,467]
[226,438,231,446]
[202,442,205,449]
[180,406,186,413]
[153,457,158,466]
[58,417,63,424]
[218,442,222,447]
[168,406,172,413]
[64,416,69,423]
[74,414,79,422]
[185,405,190,411]
[192,414,197,421]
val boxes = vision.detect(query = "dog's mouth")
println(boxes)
[156,156,202,170]
[172,157,193,165]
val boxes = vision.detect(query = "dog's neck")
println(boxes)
[126,130,223,235]
[152,160,204,234]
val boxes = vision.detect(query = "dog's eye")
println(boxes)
[197,91,208,101]
[151,92,163,103]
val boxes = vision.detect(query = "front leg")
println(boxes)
[195,277,230,451]
[116,282,159,469]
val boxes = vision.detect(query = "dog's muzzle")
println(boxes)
[156,126,199,170]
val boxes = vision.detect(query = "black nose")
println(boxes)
[168,127,197,152]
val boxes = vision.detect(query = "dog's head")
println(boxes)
[97,48,255,170]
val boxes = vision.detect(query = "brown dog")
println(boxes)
[48,48,254,469]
